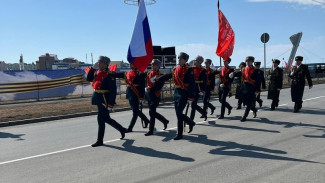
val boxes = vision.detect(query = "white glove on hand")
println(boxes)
[290,72,294,76]
[145,87,148,92]
[219,84,224,88]
[93,62,99,70]
[229,72,234,79]
[107,106,112,111]
[150,76,157,83]
[217,67,222,72]
[309,85,313,89]
[199,92,204,96]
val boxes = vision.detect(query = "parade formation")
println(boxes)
[85,54,313,146]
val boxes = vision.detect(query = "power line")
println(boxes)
[312,0,325,6]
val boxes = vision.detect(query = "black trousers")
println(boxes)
[128,98,149,130]
[256,93,263,106]
[190,94,207,121]
[243,96,257,118]
[148,97,169,133]
[271,90,280,109]
[96,104,125,142]
[174,97,195,136]
[203,91,215,114]
[218,87,232,117]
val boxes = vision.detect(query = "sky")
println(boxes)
[1,0,325,68]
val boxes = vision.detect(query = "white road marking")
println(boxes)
[1,96,324,166]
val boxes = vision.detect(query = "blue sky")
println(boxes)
[1,0,324,68]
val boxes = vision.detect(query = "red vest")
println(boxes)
[125,70,140,97]
[242,66,255,85]
[220,67,231,84]
[206,68,212,85]
[173,66,188,90]
[92,70,109,90]
[193,66,204,81]
[147,71,162,96]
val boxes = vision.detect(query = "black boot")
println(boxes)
[91,141,103,147]
[240,117,246,122]
[188,123,195,133]
[144,131,154,136]
[227,106,233,115]
[173,135,183,140]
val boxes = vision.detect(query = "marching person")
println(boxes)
[85,56,127,147]
[254,61,266,107]
[216,57,234,119]
[167,52,196,140]
[234,62,246,109]
[289,56,313,113]
[191,55,208,121]
[115,64,150,132]
[240,56,261,122]
[202,59,216,116]
[267,59,283,111]
[144,59,169,136]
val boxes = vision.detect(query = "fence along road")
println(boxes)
[0,84,325,183]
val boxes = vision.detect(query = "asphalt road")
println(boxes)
[1,84,325,183]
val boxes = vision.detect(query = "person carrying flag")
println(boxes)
[85,56,127,147]
[216,57,234,119]
[144,59,169,136]
[115,64,150,132]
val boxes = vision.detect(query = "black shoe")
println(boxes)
[91,141,103,147]
[163,120,169,130]
[144,131,154,136]
[236,106,241,110]
[240,117,246,122]
[204,115,208,121]
[270,107,275,111]
[173,135,183,140]
[228,106,233,115]
[253,111,257,118]
[210,108,215,115]
[294,108,299,113]
[120,128,126,139]
[218,116,224,119]
[188,123,195,133]
[126,128,133,133]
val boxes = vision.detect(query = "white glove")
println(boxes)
[199,92,204,96]
[290,72,294,76]
[150,76,157,83]
[217,67,222,72]
[145,87,148,92]
[187,100,193,106]
[107,106,112,111]
[219,84,224,88]
[309,85,313,89]
[229,72,234,79]
[93,62,99,70]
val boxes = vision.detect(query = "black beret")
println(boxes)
[272,59,280,64]
[295,56,303,61]
[254,61,261,65]
[246,56,255,62]
[178,52,189,61]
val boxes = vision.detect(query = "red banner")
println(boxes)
[216,9,235,61]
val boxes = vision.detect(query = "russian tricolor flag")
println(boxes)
[127,0,154,73]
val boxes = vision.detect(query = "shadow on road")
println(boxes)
[103,139,195,162]
[0,132,25,140]
[185,134,323,164]
[196,121,281,134]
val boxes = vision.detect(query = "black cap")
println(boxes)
[272,59,280,64]
[239,62,246,67]
[246,56,255,62]
[178,52,189,61]
[295,56,303,61]
[205,59,212,64]
[254,61,261,65]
